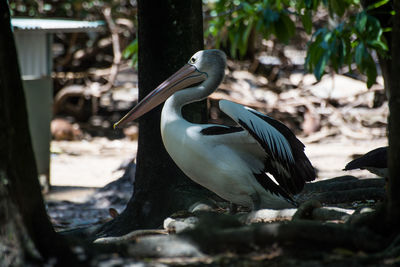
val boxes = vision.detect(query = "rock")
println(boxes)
[51,118,82,141]
[244,209,297,224]
[128,235,204,258]
[163,217,199,233]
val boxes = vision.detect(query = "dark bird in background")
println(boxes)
[343,146,388,177]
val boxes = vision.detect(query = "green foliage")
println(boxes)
[305,9,387,87]
[205,0,392,88]
[205,0,297,58]
[123,38,138,69]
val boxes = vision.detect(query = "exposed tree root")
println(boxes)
[128,213,386,256]
[59,175,394,265]
[93,229,168,244]
[60,203,400,266]
[297,176,386,204]
[93,184,219,239]
[242,205,353,224]
[302,176,385,193]
[309,187,385,204]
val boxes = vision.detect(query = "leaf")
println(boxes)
[123,40,137,59]
[330,0,347,17]
[231,13,245,25]
[274,12,295,43]
[368,39,388,51]
[354,42,377,87]
[366,0,389,11]
[263,8,279,26]
[312,0,321,10]
[355,12,367,33]
[239,18,254,57]
[242,2,254,14]
[314,51,330,80]
[355,42,365,67]
[301,10,313,34]
[364,51,377,88]
[228,30,240,58]
[243,18,254,44]
[365,16,382,41]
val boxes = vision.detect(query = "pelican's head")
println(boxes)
[114,49,227,128]
[189,49,226,76]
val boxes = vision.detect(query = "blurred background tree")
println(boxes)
[10,0,392,88]
[204,0,390,88]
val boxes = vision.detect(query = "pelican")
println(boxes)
[115,49,316,209]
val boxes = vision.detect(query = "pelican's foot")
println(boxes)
[229,203,238,214]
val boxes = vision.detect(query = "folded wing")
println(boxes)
[219,100,316,195]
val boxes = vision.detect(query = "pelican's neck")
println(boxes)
[160,86,207,137]
[163,68,224,119]
[161,59,225,130]
[163,86,206,118]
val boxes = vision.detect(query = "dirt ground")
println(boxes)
[47,138,136,202]
[47,135,387,201]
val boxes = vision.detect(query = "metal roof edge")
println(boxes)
[12,17,105,33]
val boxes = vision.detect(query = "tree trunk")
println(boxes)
[0,2,77,263]
[96,0,217,237]
[363,0,400,229]
[387,0,400,226]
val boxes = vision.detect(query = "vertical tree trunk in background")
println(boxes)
[387,0,400,226]
[0,2,76,263]
[96,0,216,237]
[364,0,400,228]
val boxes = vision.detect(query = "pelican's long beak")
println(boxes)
[114,64,207,128]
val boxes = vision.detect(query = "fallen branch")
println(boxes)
[101,6,122,94]
[180,217,385,254]
[53,85,86,116]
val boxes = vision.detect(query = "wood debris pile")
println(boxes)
[209,58,387,143]
[51,49,387,146]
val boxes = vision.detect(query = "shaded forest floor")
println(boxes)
[46,134,386,231]
[45,135,391,266]
[44,134,391,266]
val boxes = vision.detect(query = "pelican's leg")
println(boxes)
[229,203,238,214]
[250,193,261,210]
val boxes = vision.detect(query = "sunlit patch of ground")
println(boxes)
[50,137,137,189]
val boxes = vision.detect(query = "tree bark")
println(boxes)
[387,0,400,225]
[96,0,217,237]
[0,2,77,263]
[363,0,400,228]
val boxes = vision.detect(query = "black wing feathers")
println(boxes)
[200,125,244,135]
[254,172,297,206]
[248,110,316,195]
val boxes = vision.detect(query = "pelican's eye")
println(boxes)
[189,57,196,64]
